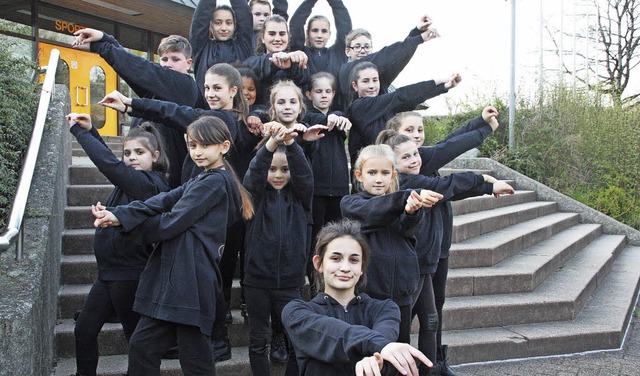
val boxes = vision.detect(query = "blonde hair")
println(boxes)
[385,111,423,131]
[353,144,398,194]
[269,80,306,122]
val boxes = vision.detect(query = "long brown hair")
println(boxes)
[187,116,254,220]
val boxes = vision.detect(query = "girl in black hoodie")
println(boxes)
[67,113,170,376]
[91,116,254,375]
[243,123,314,376]
[340,144,443,346]
[282,218,433,376]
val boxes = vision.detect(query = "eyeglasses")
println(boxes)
[348,44,372,53]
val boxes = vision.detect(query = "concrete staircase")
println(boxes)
[53,139,640,375]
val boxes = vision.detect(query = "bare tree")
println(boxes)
[547,0,640,105]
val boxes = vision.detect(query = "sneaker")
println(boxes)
[212,338,232,362]
[269,332,288,364]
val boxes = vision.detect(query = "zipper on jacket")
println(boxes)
[277,189,282,288]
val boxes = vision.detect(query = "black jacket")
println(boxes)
[347,80,447,168]
[243,142,314,288]
[89,33,200,189]
[71,124,169,281]
[244,53,310,105]
[113,168,241,335]
[335,27,425,110]
[303,109,349,197]
[341,191,422,306]
[282,292,400,375]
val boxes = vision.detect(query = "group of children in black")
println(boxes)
[66,1,515,375]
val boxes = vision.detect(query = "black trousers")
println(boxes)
[75,279,140,376]
[432,257,449,347]
[244,285,300,376]
[128,316,214,376]
[411,274,438,364]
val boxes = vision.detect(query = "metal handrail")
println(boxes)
[0,49,60,259]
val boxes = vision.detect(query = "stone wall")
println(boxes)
[0,85,70,375]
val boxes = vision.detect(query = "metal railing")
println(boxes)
[0,49,60,259]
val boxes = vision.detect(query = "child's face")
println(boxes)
[204,73,237,110]
[314,236,363,296]
[345,35,372,62]
[394,141,422,175]
[262,21,289,52]
[352,68,380,98]
[242,76,257,106]
[355,157,395,196]
[308,19,331,49]
[251,3,271,31]
[159,51,192,74]
[211,9,235,41]
[273,87,301,126]
[123,139,159,171]
[306,77,334,113]
[398,116,425,146]
[267,152,290,190]
[188,137,230,171]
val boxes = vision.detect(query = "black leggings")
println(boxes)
[411,274,438,364]
[432,257,449,347]
[245,286,300,376]
[75,279,140,376]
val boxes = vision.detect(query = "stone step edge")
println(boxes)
[442,245,640,364]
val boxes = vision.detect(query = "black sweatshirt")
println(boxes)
[243,142,314,289]
[282,292,400,375]
[243,53,310,105]
[341,191,422,307]
[289,0,351,76]
[347,80,447,169]
[70,124,169,281]
[113,168,241,335]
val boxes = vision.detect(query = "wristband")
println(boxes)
[121,104,129,114]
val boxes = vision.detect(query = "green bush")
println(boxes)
[423,85,640,230]
[0,39,40,229]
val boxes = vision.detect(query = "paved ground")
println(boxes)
[451,303,640,376]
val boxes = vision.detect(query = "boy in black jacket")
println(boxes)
[72,29,200,189]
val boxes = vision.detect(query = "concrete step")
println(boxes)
[452,201,559,243]
[70,166,110,185]
[451,190,536,216]
[67,184,115,206]
[441,245,640,364]
[62,228,95,255]
[449,212,581,268]
[53,345,285,376]
[61,254,97,285]
[72,140,122,150]
[447,223,602,296]
[65,206,95,230]
[443,234,627,331]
